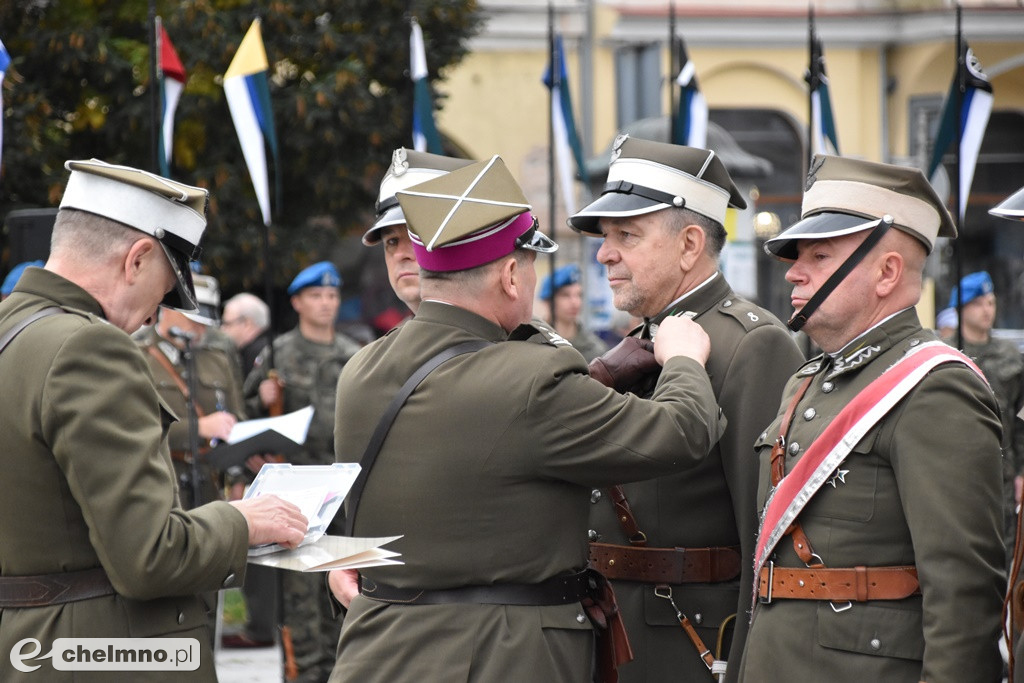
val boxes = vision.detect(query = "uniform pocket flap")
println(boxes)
[816,601,923,661]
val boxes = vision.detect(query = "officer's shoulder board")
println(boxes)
[713,296,776,333]
[509,319,574,348]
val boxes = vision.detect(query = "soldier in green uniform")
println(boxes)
[245,260,361,683]
[136,274,246,509]
[568,135,803,682]
[362,148,474,315]
[537,263,609,362]
[0,159,306,682]
[737,155,1005,682]
[944,270,1024,566]
[987,186,1024,683]
[328,156,726,683]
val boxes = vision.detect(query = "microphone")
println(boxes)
[168,326,196,342]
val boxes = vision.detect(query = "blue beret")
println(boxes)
[288,261,341,296]
[539,264,581,300]
[949,271,993,308]
[1,260,45,296]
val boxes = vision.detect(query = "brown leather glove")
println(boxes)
[588,337,659,393]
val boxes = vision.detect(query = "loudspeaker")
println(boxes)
[5,208,57,267]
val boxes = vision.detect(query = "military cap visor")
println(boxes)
[362,204,406,246]
[59,159,208,311]
[764,212,883,260]
[990,186,1024,221]
[568,137,747,235]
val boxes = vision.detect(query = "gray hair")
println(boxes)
[663,207,727,258]
[224,292,270,331]
[50,209,142,263]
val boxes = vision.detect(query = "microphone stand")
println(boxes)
[177,332,205,509]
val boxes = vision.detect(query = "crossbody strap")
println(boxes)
[0,307,63,355]
[145,344,207,418]
[344,339,493,536]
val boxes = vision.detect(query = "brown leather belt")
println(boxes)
[758,563,920,604]
[360,570,592,606]
[170,449,192,464]
[589,542,741,584]
[0,567,116,608]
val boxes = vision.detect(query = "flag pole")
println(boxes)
[669,0,677,144]
[953,2,964,348]
[547,1,557,325]
[148,2,160,174]
[807,4,815,173]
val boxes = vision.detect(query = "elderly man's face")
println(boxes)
[595,212,683,318]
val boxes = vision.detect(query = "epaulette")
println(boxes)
[508,319,574,347]
[715,296,775,332]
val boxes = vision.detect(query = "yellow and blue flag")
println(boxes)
[224,19,279,226]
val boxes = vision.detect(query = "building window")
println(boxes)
[615,44,662,129]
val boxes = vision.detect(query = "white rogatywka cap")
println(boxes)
[59,159,209,311]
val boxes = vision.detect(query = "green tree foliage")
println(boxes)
[0,0,481,295]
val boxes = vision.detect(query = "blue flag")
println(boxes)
[927,43,993,222]
[807,35,840,156]
[673,37,707,149]
[542,34,587,214]
[411,18,443,154]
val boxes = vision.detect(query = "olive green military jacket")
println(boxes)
[736,308,1005,683]
[0,268,249,682]
[567,324,608,362]
[330,300,725,683]
[588,272,804,683]
[244,327,362,466]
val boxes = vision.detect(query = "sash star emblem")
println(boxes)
[826,469,849,488]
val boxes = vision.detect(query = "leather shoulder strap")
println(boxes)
[0,307,63,355]
[344,339,492,536]
[145,344,207,418]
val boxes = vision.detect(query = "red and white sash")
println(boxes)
[753,341,986,589]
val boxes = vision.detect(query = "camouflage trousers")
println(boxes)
[281,571,343,683]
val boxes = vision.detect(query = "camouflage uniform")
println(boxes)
[245,327,362,683]
[950,334,1024,566]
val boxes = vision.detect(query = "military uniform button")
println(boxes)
[694,613,703,624]
[822,381,834,393]
[222,572,236,588]
[576,612,587,624]
[909,339,920,347]
[788,442,800,455]
[870,638,881,650]
[759,431,768,441]
[177,611,185,625]
[588,529,600,542]
[723,300,732,307]
[590,489,602,504]
[803,408,816,421]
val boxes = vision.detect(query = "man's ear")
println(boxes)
[124,237,157,285]
[499,256,519,300]
[677,224,707,272]
[876,251,905,298]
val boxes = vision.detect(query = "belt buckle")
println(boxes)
[759,562,773,605]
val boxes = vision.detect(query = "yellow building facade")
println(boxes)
[434,1,1024,328]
